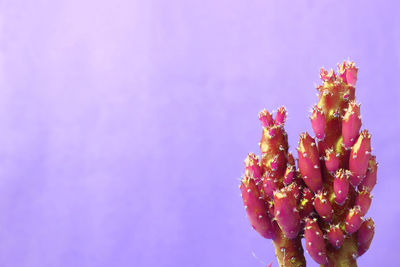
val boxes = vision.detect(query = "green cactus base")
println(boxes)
[273,229,306,267]
[322,235,358,267]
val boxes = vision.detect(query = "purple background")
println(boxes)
[0,0,399,266]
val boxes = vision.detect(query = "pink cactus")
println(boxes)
[240,61,377,266]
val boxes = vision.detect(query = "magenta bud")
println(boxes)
[262,172,278,199]
[342,101,362,149]
[357,218,375,256]
[259,109,274,127]
[320,67,336,82]
[240,177,276,239]
[304,218,328,265]
[313,192,333,223]
[274,106,287,126]
[299,187,314,218]
[325,148,340,173]
[297,132,323,192]
[283,165,295,185]
[355,191,372,216]
[245,153,262,181]
[349,130,371,186]
[359,156,377,192]
[345,206,363,234]
[338,60,358,86]
[310,105,325,140]
[327,224,345,249]
[273,190,300,239]
[334,169,350,205]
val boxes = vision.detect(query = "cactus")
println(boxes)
[240,61,377,266]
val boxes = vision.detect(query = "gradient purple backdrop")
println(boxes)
[0,0,399,266]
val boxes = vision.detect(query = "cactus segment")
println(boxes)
[320,68,336,82]
[274,106,287,126]
[359,156,377,192]
[313,192,333,223]
[355,190,372,216]
[338,61,358,86]
[327,224,345,249]
[262,173,278,199]
[334,169,350,205]
[244,153,262,181]
[345,206,363,234]
[304,218,328,265]
[273,190,300,239]
[311,105,326,140]
[325,148,340,173]
[342,101,362,149]
[349,130,371,186]
[240,176,276,239]
[260,125,288,179]
[357,218,375,256]
[297,132,323,192]
[259,109,274,127]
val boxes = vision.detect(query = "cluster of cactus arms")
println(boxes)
[240,61,377,267]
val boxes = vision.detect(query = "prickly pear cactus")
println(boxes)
[240,61,376,267]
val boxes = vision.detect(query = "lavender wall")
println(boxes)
[0,0,399,266]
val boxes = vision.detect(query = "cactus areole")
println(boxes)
[240,61,376,267]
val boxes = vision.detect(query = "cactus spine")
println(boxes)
[240,61,377,266]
